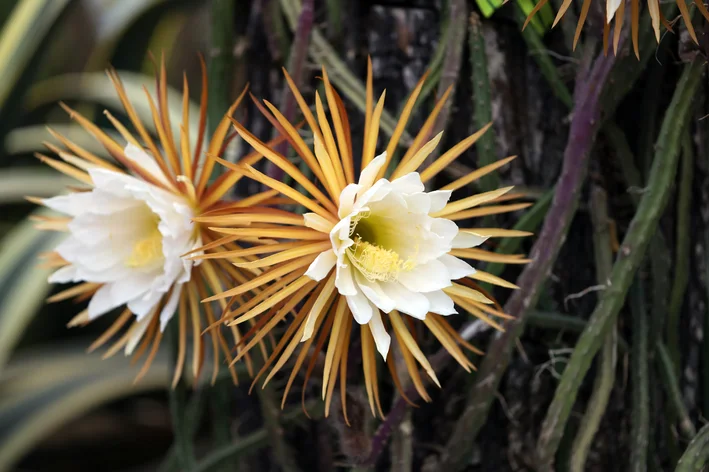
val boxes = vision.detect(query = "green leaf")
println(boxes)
[25,71,201,142]
[0,169,74,204]
[0,211,64,370]
[0,346,169,471]
[475,0,553,35]
[0,0,71,108]
[5,124,120,158]
[86,0,171,71]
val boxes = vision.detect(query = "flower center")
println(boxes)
[125,213,164,268]
[346,212,415,282]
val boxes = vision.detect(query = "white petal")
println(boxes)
[431,218,459,243]
[48,265,78,283]
[357,152,387,191]
[391,172,424,194]
[335,261,357,296]
[125,314,153,355]
[159,284,183,331]
[428,190,452,213]
[452,230,489,248]
[56,235,126,273]
[42,194,83,216]
[305,249,337,281]
[346,288,373,324]
[89,168,177,205]
[87,169,137,199]
[607,0,623,22]
[403,192,431,214]
[128,290,163,319]
[337,184,361,218]
[368,309,391,359]
[88,283,123,319]
[424,290,457,315]
[354,179,390,210]
[356,275,397,313]
[304,212,334,233]
[109,274,153,305]
[397,259,452,293]
[124,143,172,187]
[68,205,150,245]
[380,282,430,320]
[438,254,476,279]
[330,217,353,254]
[47,189,139,217]
[89,273,159,320]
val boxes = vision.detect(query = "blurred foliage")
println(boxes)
[0,1,213,470]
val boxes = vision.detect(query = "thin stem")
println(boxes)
[528,310,594,332]
[667,131,693,370]
[513,5,572,108]
[535,59,704,471]
[468,12,497,193]
[600,5,677,119]
[168,320,196,471]
[208,379,232,472]
[194,403,323,472]
[425,0,467,172]
[395,16,449,124]
[158,388,206,472]
[206,0,236,457]
[437,43,620,472]
[324,0,342,42]
[569,186,617,472]
[389,344,413,472]
[629,279,650,472]
[657,341,697,439]
[269,0,314,180]
[279,0,409,142]
[606,119,671,349]
[207,0,235,179]
[704,227,709,417]
[674,423,709,471]
[258,386,302,472]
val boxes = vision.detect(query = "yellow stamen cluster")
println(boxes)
[347,237,414,282]
[126,226,163,268]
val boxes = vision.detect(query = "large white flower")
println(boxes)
[210,65,529,416]
[304,153,494,359]
[34,67,271,386]
[43,145,201,352]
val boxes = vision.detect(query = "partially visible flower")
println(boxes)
[33,60,274,386]
[526,0,709,58]
[200,61,532,419]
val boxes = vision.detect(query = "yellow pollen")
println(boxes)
[347,237,415,282]
[126,226,163,268]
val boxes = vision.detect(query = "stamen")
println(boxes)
[347,237,415,282]
[348,209,370,235]
[126,226,164,267]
